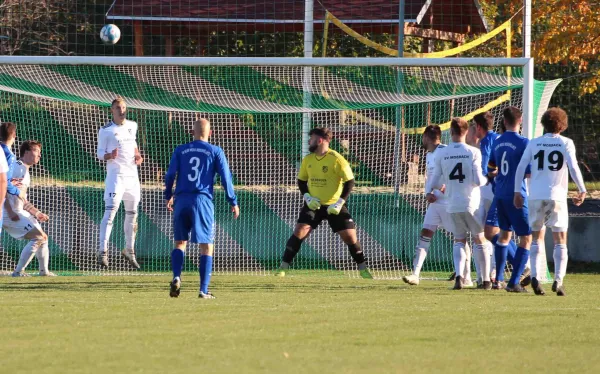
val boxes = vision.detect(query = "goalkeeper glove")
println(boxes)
[303,193,321,210]
[327,198,345,215]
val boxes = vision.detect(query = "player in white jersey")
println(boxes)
[430,118,492,290]
[5,141,55,276]
[403,125,469,285]
[96,97,143,269]
[514,108,586,296]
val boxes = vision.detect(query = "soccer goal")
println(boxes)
[0,56,559,279]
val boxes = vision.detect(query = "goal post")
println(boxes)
[0,56,554,280]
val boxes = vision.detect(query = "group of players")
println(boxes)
[1,96,587,298]
[402,106,586,295]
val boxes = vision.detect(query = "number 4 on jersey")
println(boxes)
[449,162,466,183]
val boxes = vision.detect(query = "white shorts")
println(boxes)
[104,174,141,205]
[529,199,569,233]
[2,212,42,240]
[451,208,486,240]
[423,202,454,233]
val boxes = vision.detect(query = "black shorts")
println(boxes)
[297,203,356,233]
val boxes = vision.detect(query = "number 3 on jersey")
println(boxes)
[188,156,200,182]
[449,162,466,183]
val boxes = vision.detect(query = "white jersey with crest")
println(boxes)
[425,144,447,204]
[431,142,487,214]
[97,120,139,177]
[515,133,586,202]
[3,160,30,214]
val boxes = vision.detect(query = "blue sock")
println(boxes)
[507,241,517,266]
[171,249,185,279]
[494,243,509,281]
[199,255,213,294]
[508,247,530,287]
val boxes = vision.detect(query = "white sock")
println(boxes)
[554,244,568,285]
[99,205,118,254]
[530,241,539,278]
[477,243,491,282]
[14,239,42,273]
[472,242,482,283]
[124,200,139,252]
[413,236,431,277]
[463,243,472,282]
[36,240,50,274]
[453,242,466,278]
[490,247,497,280]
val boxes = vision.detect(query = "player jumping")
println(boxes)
[96,97,143,269]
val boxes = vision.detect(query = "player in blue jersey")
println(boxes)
[474,112,522,286]
[164,119,240,298]
[0,123,26,201]
[488,107,531,292]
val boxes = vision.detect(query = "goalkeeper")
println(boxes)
[275,127,372,279]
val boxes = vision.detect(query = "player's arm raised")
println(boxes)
[565,139,587,206]
[164,148,179,212]
[215,148,239,219]
[513,143,532,209]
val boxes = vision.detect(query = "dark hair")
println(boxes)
[423,125,442,141]
[503,106,522,126]
[473,111,494,131]
[111,96,126,106]
[309,127,333,141]
[0,122,16,142]
[450,117,469,136]
[541,107,568,134]
[19,140,42,158]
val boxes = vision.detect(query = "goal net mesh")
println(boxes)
[0,62,560,278]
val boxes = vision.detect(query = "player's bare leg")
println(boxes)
[170,240,186,298]
[403,228,434,286]
[12,228,49,277]
[276,224,312,277]
[338,228,371,279]
[198,244,216,298]
[121,199,140,269]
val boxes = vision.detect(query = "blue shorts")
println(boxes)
[485,199,499,227]
[495,196,531,236]
[173,194,215,244]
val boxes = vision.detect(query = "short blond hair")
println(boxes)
[111,96,126,106]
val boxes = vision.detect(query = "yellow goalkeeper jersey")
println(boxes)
[298,149,354,205]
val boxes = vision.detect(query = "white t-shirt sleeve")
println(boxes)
[0,149,8,173]
[566,139,586,193]
[514,143,533,193]
[471,149,487,187]
[97,128,108,160]
[429,149,443,192]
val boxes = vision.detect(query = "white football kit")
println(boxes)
[97,119,141,204]
[423,144,454,233]
[515,133,586,232]
[2,160,42,239]
[97,119,141,256]
[430,142,488,239]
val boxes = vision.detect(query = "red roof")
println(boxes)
[107,0,488,34]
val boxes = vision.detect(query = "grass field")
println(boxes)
[2,274,600,373]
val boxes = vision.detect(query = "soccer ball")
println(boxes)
[100,24,121,45]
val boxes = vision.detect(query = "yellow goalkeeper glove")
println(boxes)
[327,198,345,215]
[303,193,321,210]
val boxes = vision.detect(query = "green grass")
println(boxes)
[2,274,600,373]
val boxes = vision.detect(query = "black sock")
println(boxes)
[348,242,365,264]
[282,235,304,264]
